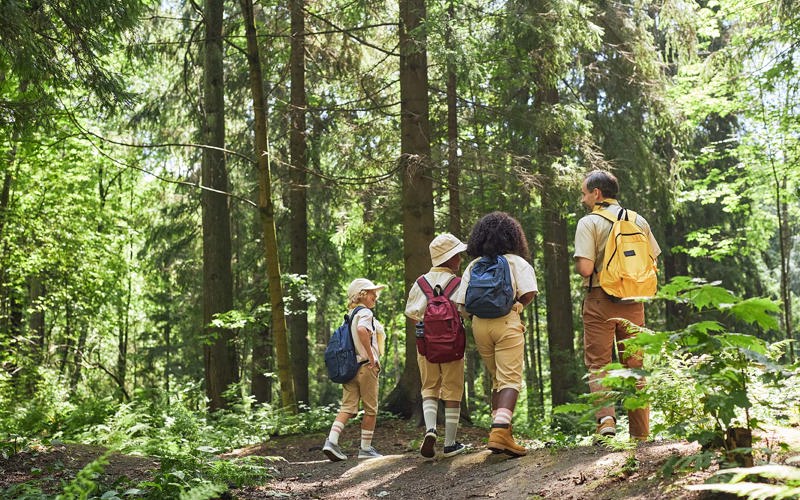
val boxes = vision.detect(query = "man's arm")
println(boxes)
[575,257,595,278]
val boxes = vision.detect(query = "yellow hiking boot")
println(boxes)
[487,425,527,457]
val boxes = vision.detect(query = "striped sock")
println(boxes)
[360,429,374,450]
[444,407,460,446]
[423,399,438,431]
[328,420,345,444]
[492,408,513,427]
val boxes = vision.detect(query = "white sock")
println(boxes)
[423,399,438,431]
[328,420,345,444]
[493,408,513,426]
[444,407,460,446]
[360,429,374,449]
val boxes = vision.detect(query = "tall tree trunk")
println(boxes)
[164,319,171,399]
[70,324,88,392]
[240,0,297,411]
[59,304,73,376]
[202,0,238,411]
[535,83,578,408]
[29,277,45,355]
[384,0,434,419]
[524,309,541,417]
[445,0,460,237]
[117,261,132,402]
[251,323,273,403]
[664,217,689,330]
[775,174,794,361]
[288,0,310,407]
[445,0,470,422]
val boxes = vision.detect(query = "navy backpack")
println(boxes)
[464,255,515,319]
[324,305,368,383]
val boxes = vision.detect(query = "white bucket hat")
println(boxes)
[429,233,467,267]
[347,278,386,302]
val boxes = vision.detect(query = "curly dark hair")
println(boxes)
[466,211,530,260]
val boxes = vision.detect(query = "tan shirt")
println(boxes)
[574,202,661,287]
[349,307,385,363]
[404,267,462,322]
[452,253,538,306]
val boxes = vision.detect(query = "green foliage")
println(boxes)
[556,276,793,455]
[662,451,716,478]
[687,465,800,499]
[0,391,353,498]
[631,278,789,449]
[178,481,228,500]
[56,452,109,500]
[0,481,47,500]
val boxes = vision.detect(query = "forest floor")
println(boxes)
[2,420,800,499]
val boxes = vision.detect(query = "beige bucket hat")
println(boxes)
[429,233,467,267]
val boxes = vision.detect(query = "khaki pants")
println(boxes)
[340,363,379,415]
[417,353,465,401]
[472,302,525,392]
[582,288,649,438]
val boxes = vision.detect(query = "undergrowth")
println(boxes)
[0,385,342,499]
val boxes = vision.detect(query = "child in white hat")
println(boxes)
[322,278,386,461]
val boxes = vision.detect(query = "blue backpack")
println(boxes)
[464,255,515,319]
[324,305,368,383]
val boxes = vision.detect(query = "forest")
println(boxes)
[1,0,800,498]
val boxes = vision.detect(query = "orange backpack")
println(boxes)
[593,207,658,300]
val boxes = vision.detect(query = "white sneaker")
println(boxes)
[358,446,383,459]
[323,439,346,461]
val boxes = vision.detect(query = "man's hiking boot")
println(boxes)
[593,417,617,445]
[595,417,616,439]
[420,428,437,458]
[358,446,383,459]
[443,441,466,457]
[487,426,527,457]
[322,439,346,461]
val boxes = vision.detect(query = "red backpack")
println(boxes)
[416,276,466,363]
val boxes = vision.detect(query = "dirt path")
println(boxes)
[7,420,795,499]
[232,420,712,500]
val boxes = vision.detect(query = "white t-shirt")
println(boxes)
[349,306,385,363]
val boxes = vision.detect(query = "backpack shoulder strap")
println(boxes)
[442,276,461,298]
[497,254,517,297]
[348,304,374,335]
[591,208,616,224]
[348,305,366,327]
[416,276,435,299]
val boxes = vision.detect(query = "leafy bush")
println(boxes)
[556,276,795,466]
[686,464,800,499]
[629,278,791,450]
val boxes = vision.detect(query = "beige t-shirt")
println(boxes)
[452,253,538,306]
[404,267,462,322]
[573,203,662,287]
[349,307,385,363]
